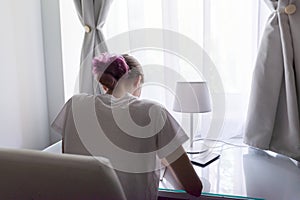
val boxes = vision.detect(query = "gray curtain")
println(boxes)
[244,0,300,161]
[74,0,113,94]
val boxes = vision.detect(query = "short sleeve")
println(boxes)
[156,107,189,159]
[51,98,72,136]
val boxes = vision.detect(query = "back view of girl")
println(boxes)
[51,53,202,199]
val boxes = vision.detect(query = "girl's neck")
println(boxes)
[106,88,127,98]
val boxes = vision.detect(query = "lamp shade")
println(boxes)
[173,82,212,113]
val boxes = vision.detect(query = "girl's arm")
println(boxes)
[163,146,203,197]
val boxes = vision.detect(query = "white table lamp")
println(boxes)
[173,82,212,153]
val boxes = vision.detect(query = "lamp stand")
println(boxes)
[190,113,194,149]
[186,113,208,154]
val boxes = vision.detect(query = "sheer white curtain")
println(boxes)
[59,0,270,139]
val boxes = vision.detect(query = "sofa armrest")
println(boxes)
[0,147,126,199]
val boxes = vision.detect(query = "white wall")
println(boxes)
[0,0,50,149]
[41,0,65,144]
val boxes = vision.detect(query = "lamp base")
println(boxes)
[184,142,209,154]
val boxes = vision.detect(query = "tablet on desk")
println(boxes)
[191,153,220,167]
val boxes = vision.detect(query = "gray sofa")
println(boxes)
[0,147,126,200]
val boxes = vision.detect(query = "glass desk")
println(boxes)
[44,140,300,199]
[158,139,300,200]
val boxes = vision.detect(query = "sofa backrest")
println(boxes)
[0,147,126,200]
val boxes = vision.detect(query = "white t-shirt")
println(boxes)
[51,93,188,200]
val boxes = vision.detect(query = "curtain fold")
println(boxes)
[244,0,300,161]
[74,0,113,94]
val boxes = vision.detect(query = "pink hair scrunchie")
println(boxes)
[92,53,129,90]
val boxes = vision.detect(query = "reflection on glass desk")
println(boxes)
[158,139,300,200]
[44,140,300,199]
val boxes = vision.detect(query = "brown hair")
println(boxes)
[122,54,144,84]
[93,53,144,90]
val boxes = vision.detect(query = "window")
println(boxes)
[59,0,270,139]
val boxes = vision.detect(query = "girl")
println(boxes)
[51,53,202,199]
